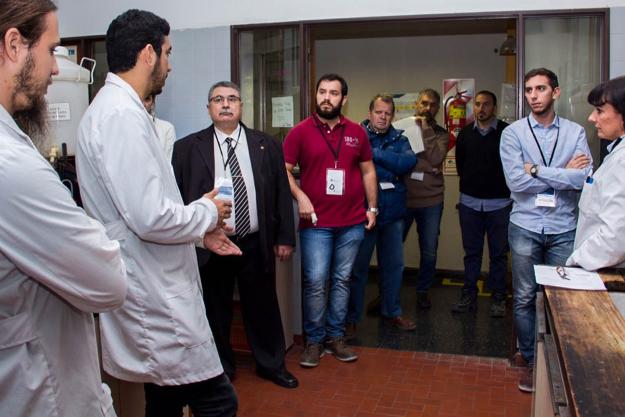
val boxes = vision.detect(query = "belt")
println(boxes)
[228,232,259,245]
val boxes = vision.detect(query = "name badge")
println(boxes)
[214,177,233,201]
[379,182,395,190]
[326,168,345,195]
[535,189,556,207]
[410,171,425,181]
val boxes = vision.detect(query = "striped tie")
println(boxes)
[225,137,251,237]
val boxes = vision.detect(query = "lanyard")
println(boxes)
[215,125,243,173]
[316,122,346,168]
[527,117,559,167]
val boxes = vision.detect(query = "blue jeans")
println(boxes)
[458,203,511,300]
[300,224,365,343]
[508,222,575,365]
[348,219,405,323]
[403,202,444,293]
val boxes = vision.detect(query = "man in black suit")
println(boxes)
[173,81,298,389]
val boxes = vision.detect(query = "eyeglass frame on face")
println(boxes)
[208,95,241,105]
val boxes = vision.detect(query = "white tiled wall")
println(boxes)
[610,7,625,78]
[157,26,230,140]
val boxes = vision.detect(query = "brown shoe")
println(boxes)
[324,337,358,362]
[344,322,357,341]
[299,342,324,368]
[510,351,528,368]
[518,367,534,393]
[386,316,416,331]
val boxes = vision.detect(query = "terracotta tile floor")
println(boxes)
[231,346,531,417]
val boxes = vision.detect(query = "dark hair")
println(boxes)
[316,73,348,96]
[524,68,559,89]
[418,88,441,104]
[587,76,625,118]
[369,94,395,114]
[106,9,170,73]
[208,81,241,102]
[475,90,497,107]
[0,0,57,48]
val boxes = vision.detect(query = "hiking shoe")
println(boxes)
[518,367,535,393]
[416,292,432,310]
[451,294,477,313]
[299,342,324,368]
[344,322,357,341]
[324,337,358,362]
[489,298,506,318]
[386,316,417,331]
[366,296,381,316]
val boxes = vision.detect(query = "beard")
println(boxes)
[13,52,50,152]
[316,100,342,120]
[149,59,167,96]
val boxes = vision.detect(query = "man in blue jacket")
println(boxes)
[346,94,417,338]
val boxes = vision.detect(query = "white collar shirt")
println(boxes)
[213,124,259,234]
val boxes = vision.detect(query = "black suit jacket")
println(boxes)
[172,124,295,273]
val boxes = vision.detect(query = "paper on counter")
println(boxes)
[392,116,424,154]
[534,265,606,291]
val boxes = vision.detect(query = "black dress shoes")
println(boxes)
[256,368,299,389]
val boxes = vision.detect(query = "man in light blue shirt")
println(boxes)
[500,68,592,393]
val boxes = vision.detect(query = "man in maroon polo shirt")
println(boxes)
[283,73,378,368]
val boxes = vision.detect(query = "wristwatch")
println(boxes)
[367,207,379,215]
[530,164,539,178]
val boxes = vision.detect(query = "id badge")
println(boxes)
[326,168,345,195]
[535,189,556,207]
[410,171,425,181]
[214,177,233,201]
[379,182,395,190]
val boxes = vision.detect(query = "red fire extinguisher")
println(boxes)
[444,89,470,150]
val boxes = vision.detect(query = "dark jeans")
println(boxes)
[144,373,237,417]
[458,203,511,300]
[403,202,444,293]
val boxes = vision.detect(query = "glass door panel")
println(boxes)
[524,15,604,163]
[237,27,300,142]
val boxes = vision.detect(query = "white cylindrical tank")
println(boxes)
[45,46,94,156]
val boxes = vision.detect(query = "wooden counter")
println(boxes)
[535,272,625,416]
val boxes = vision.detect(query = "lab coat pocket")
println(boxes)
[578,179,600,217]
[165,285,211,348]
[0,313,61,417]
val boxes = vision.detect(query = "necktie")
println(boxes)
[225,137,251,236]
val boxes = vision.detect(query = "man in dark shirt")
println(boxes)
[451,90,511,317]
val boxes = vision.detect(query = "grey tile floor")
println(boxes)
[349,270,514,358]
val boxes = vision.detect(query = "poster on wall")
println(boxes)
[392,93,420,120]
[271,96,294,128]
[442,79,475,175]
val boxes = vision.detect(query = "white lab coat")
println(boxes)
[154,117,176,162]
[0,105,127,417]
[76,73,223,385]
[567,137,625,270]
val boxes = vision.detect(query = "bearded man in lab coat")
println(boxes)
[76,9,240,417]
[0,1,127,416]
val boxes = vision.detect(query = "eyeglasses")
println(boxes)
[209,95,241,104]
[555,266,570,280]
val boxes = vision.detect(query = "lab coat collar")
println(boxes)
[105,72,145,111]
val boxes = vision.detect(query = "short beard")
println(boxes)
[13,53,50,152]
[150,59,165,96]
[316,101,342,120]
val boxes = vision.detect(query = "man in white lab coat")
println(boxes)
[76,9,240,417]
[0,1,127,416]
